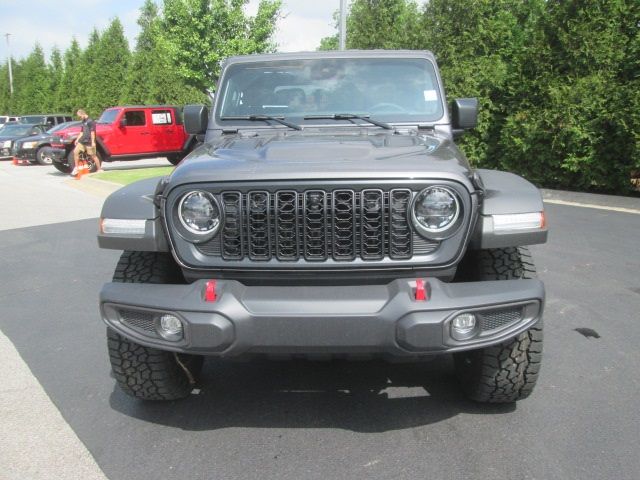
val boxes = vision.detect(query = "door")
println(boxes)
[119,109,152,155]
[149,108,183,152]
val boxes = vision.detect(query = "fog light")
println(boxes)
[451,313,477,340]
[157,314,183,341]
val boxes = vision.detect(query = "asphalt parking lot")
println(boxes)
[1,159,639,480]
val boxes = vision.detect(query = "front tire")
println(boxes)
[454,247,543,403]
[107,251,204,401]
[53,162,71,174]
[107,329,203,401]
[36,146,54,165]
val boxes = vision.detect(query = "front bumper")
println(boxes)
[50,147,69,165]
[14,147,37,161]
[100,277,544,357]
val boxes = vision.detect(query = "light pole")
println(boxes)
[4,33,13,96]
[339,0,347,50]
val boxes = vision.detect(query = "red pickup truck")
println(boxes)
[51,105,197,173]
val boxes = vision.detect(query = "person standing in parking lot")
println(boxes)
[71,109,102,175]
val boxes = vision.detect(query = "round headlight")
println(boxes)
[178,191,221,236]
[412,186,461,238]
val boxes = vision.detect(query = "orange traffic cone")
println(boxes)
[74,161,89,180]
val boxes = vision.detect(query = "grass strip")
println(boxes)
[91,166,174,185]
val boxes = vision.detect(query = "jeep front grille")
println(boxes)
[197,189,438,262]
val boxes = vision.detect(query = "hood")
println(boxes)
[169,129,473,189]
[54,126,81,137]
[15,133,50,144]
[0,133,33,142]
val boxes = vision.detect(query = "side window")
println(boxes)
[46,116,55,126]
[124,110,146,126]
[151,110,173,125]
[56,116,65,124]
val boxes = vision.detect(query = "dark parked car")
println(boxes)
[0,124,48,159]
[13,121,82,165]
[20,114,73,128]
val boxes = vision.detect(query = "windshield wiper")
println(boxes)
[221,115,302,131]
[303,113,394,130]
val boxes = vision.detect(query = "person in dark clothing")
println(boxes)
[71,109,102,175]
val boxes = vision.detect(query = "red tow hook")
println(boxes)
[415,279,430,301]
[204,280,217,302]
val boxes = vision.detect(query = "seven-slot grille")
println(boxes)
[197,189,439,262]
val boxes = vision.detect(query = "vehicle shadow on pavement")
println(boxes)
[109,357,515,433]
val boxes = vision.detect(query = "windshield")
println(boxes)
[98,109,120,124]
[217,57,443,125]
[20,116,44,124]
[0,125,36,136]
[47,121,79,134]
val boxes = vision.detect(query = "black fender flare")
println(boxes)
[98,177,169,252]
[470,169,548,248]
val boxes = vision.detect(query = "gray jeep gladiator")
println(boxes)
[98,51,547,403]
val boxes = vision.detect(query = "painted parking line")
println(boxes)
[544,199,640,215]
[0,331,108,480]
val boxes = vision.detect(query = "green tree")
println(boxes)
[497,0,640,193]
[75,29,101,115]
[318,0,422,50]
[57,39,83,113]
[124,0,207,105]
[317,35,339,51]
[420,0,544,167]
[160,0,282,93]
[347,0,422,49]
[0,61,13,113]
[47,47,64,111]
[13,45,50,114]
[90,18,131,115]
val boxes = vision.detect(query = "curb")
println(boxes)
[0,331,108,480]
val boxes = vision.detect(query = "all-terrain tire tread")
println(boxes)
[107,328,196,401]
[107,251,200,401]
[455,247,543,403]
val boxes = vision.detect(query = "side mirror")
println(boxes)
[119,118,128,127]
[184,104,209,135]
[451,98,478,132]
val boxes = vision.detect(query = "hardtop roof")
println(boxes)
[223,49,437,67]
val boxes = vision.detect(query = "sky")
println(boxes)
[0,0,338,62]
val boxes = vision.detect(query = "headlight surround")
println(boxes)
[411,186,462,239]
[177,190,222,242]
